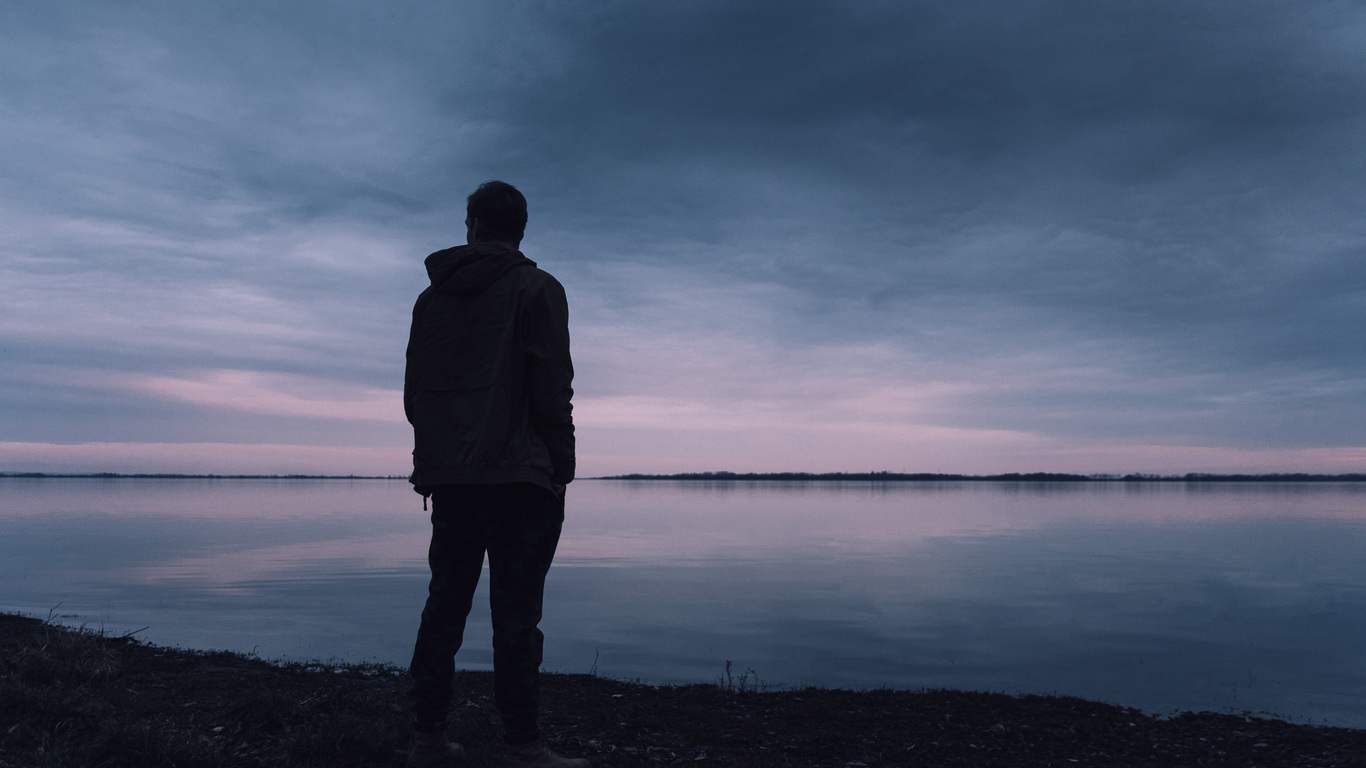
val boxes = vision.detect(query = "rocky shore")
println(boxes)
[3,613,1362,767]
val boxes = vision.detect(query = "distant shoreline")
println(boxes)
[0,473,408,480]
[4,471,1364,482]
[596,471,1366,482]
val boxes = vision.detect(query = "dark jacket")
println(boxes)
[405,242,574,494]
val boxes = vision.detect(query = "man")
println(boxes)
[405,180,587,768]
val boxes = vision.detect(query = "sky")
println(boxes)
[2,0,1365,476]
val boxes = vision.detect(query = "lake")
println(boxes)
[1,477,1363,728]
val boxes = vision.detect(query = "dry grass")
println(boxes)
[3,612,1364,767]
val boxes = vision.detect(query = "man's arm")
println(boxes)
[403,291,430,427]
[525,275,575,485]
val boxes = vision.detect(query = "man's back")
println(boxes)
[404,241,575,493]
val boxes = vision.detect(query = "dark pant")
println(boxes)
[409,482,564,744]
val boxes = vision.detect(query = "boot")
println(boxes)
[504,738,590,768]
[407,730,465,767]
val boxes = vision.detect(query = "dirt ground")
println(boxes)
[3,613,1363,767]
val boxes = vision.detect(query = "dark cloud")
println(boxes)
[1,0,1363,470]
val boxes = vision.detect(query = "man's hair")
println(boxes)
[467,180,528,241]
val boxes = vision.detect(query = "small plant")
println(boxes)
[717,660,761,693]
[17,620,121,686]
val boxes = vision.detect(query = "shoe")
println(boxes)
[407,730,465,767]
[504,738,590,768]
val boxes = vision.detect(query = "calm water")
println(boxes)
[1,478,1363,727]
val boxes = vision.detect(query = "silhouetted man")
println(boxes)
[405,181,586,768]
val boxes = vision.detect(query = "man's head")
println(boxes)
[466,180,527,247]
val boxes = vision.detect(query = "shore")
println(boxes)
[3,613,1362,767]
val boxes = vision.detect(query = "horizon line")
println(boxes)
[0,472,407,480]
[5,471,1365,482]
[596,471,1366,482]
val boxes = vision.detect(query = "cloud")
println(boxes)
[0,0,1364,473]
[0,441,408,476]
[127,369,401,422]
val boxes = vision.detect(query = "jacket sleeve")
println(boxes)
[403,290,429,427]
[524,275,575,484]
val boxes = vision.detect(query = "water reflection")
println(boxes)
[1,478,1363,727]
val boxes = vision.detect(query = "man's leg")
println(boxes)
[409,486,491,733]
[486,483,564,745]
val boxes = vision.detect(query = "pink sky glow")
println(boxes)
[2,438,1362,479]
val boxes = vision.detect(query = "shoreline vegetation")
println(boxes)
[600,471,1366,482]
[4,471,1366,482]
[3,613,1364,767]
[0,473,409,480]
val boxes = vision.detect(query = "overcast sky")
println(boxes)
[2,0,1364,476]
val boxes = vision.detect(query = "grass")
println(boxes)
[3,612,1365,767]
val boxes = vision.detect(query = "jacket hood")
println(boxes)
[424,243,536,296]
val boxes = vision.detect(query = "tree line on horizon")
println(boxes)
[3,471,1364,482]
[0,473,406,480]
[597,471,1366,482]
